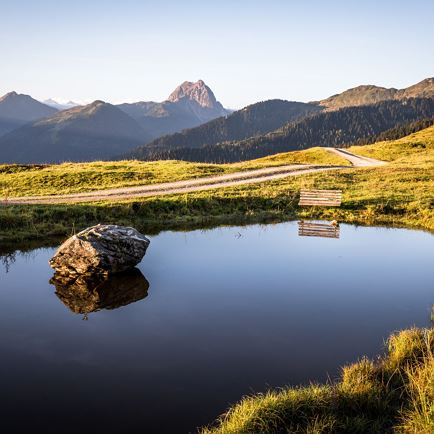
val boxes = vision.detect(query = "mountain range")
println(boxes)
[0,80,229,163]
[126,78,434,162]
[0,78,433,164]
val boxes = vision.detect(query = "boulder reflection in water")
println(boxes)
[50,268,149,317]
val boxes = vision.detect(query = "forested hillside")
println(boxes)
[353,115,434,145]
[125,100,322,159]
[128,98,434,163]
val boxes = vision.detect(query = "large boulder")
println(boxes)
[49,224,150,275]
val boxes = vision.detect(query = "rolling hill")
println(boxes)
[0,91,58,136]
[0,101,151,164]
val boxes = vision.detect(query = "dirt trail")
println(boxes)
[3,149,385,205]
[327,148,387,167]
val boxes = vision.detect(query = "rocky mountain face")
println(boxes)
[402,78,434,99]
[0,91,58,136]
[117,80,230,139]
[167,80,218,107]
[0,101,151,164]
[166,79,228,121]
[319,78,434,109]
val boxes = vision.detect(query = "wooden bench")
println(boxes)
[298,221,340,239]
[299,189,342,207]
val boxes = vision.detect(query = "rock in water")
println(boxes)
[49,224,150,275]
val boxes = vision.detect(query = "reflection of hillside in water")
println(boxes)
[50,268,149,316]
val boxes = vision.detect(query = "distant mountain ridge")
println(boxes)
[43,99,80,111]
[1,77,434,164]
[0,101,151,164]
[117,80,230,139]
[0,92,58,136]
[318,78,434,109]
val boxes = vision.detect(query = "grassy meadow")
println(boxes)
[349,125,434,162]
[0,127,433,242]
[202,327,434,434]
[0,147,348,198]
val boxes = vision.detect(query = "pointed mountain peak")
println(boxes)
[167,79,219,108]
[0,91,19,102]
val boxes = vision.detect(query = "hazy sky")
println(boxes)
[1,0,433,108]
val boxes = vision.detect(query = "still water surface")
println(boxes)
[0,222,433,434]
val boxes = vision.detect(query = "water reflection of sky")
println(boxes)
[0,222,433,434]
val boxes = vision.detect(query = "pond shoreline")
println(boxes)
[1,201,433,244]
[202,328,434,434]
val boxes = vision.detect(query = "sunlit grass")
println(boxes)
[0,147,348,197]
[201,328,434,434]
[349,124,434,162]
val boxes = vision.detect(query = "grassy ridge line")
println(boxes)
[201,328,434,434]
[0,148,348,198]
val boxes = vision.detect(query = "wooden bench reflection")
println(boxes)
[298,221,340,239]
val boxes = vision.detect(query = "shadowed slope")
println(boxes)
[0,91,58,136]
[125,100,322,160]
[0,101,151,164]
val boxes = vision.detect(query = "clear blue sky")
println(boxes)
[1,0,433,108]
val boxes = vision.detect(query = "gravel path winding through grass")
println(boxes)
[3,149,385,204]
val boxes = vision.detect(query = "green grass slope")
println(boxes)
[349,124,434,162]
[0,147,348,197]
